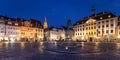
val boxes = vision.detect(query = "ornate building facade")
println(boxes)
[0,16,43,41]
[44,26,66,40]
[73,12,119,41]
[20,19,44,41]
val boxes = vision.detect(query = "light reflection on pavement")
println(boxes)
[0,41,120,60]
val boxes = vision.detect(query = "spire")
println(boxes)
[44,17,48,29]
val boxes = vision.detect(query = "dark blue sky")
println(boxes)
[0,0,120,27]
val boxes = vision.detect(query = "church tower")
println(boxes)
[43,17,48,29]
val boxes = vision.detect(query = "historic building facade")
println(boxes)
[0,16,43,41]
[20,19,44,41]
[73,12,119,41]
[44,26,66,41]
[0,17,6,41]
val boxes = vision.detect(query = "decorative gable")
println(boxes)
[86,18,96,24]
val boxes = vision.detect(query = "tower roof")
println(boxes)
[44,17,48,29]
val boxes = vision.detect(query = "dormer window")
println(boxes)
[15,23,18,26]
[100,17,102,19]
[108,15,111,18]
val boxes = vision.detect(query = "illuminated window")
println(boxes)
[8,22,12,25]
[100,17,102,19]
[15,23,18,26]
[108,15,111,18]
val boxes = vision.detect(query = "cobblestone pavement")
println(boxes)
[0,42,120,60]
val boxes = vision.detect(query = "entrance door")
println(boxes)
[89,37,92,42]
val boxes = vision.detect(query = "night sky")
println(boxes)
[0,0,120,27]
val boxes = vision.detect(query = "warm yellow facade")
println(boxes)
[74,16,119,41]
[20,21,44,41]
[84,18,97,40]
[20,26,44,41]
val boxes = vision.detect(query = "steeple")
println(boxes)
[44,17,48,29]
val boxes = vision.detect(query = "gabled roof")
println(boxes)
[74,12,117,26]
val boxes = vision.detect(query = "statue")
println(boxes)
[66,19,73,41]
